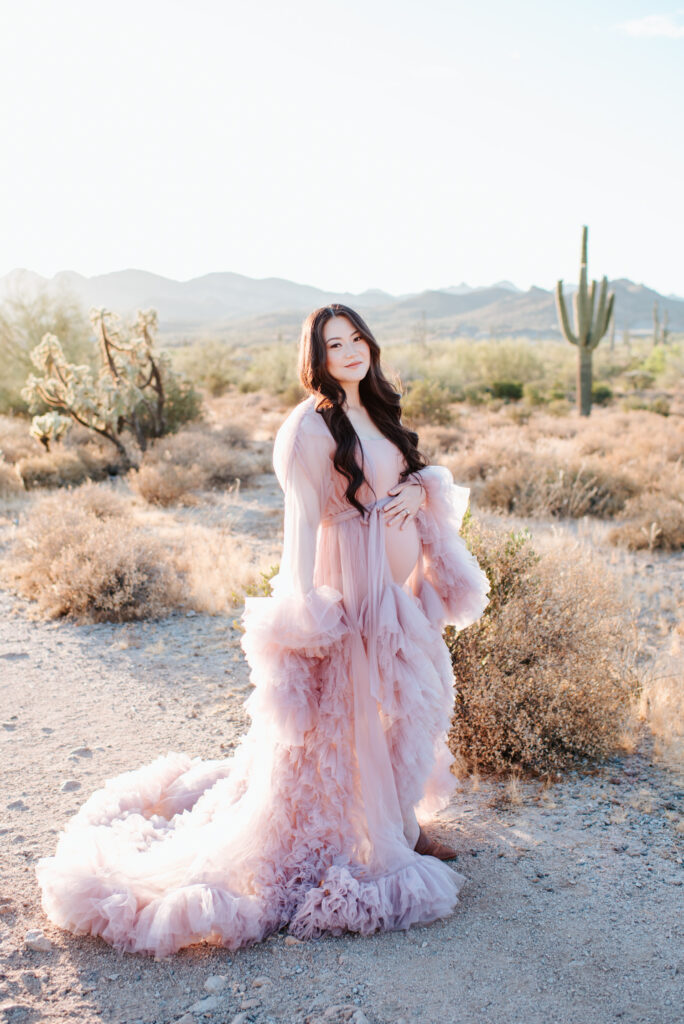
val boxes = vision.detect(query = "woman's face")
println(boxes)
[323,315,371,384]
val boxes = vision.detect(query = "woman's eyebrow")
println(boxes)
[326,332,361,342]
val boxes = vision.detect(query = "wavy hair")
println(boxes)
[297,302,428,515]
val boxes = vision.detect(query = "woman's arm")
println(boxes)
[409,465,491,631]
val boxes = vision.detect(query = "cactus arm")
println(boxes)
[555,281,578,345]
[575,259,590,345]
[589,276,608,349]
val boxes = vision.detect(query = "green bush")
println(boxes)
[136,371,204,436]
[491,379,523,401]
[400,378,453,425]
[591,382,613,405]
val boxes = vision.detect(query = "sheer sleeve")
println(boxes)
[272,408,331,597]
[239,401,350,747]
[409,465,491,632]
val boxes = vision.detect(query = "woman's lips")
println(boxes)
[345,361,363,368]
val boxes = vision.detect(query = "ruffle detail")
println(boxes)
[240,585,351,747]
[413,466,491,631]
[287,858,465,940]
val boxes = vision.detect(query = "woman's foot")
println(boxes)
[413,825,458,861]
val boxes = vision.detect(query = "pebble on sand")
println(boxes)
[203,973,228,993]
[24,930,52,952]
[60,781,81,792]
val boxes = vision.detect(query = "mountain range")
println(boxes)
[1,268,682,344]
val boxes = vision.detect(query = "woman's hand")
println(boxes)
[383,480,425,529]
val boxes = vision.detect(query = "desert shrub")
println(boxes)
[0,460,22,499]
[0,414,42,464]
[636,631,684,769]
[607,493,684,551]
[128,423,268,505]
[523,383,547,406]
[129,462,204,507]
[401,379,453,425]
[621,395,670,416]
[479,457,640,518]
[136,370,204,436]
[4,490,184,621]
[649,396,670,416]
[172,339,239,397]
[15,451,94,490]
[174,524,280,613]
[546,398,572,416]
[236,344,300,396]
[591,382,613,405]
[491,379,523,401]
[463,384,489,405]
[445,518,638,775]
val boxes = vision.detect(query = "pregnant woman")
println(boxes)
[35,302,490,959]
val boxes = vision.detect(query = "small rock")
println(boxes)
[68,747,93,759]
[203,974,228,993]
[189,994,220,1013]
[20,971,42,995]
[176,1015,195,1024]
[284,935,303,945]
[60,780,81,792]
[229,1014,249,1024]
[186,610,198,617]
[7,799,28,811]
[24,929,53,952]
[241,997,261,1009]
[2,722,17,731]
[251,975,271,987]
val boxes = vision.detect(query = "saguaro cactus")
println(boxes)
[555,226,615,416]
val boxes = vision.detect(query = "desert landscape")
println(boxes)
[1,307,683,1023]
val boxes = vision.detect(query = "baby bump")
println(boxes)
[384,516,421,586]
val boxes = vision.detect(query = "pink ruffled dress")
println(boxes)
[35,396,490,958]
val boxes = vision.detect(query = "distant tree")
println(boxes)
[555,225,615,416]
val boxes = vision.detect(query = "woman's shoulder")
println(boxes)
[277,395,333,443]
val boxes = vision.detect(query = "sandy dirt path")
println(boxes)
[0,484,682,1024]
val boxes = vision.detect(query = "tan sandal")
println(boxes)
[413,825,458,861]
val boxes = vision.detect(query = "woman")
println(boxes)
[35,303,490,959]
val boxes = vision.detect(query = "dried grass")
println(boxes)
[478,455,639,518]
[606,493,684,552]
[3,489,184,622]
[636,630,684,773]
[0,459,22,499]
[128,462,204,507]
[446,519,640,776]
[129,424,269,506]
[173,522,279,614]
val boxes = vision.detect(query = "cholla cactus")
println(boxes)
[29,411,71,451]
[555,226,615,416]
[21,307,172,467]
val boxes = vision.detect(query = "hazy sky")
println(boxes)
[1,0,682,296]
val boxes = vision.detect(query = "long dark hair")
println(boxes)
[297,302,428,516]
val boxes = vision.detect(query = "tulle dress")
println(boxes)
[35,395,491,959]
